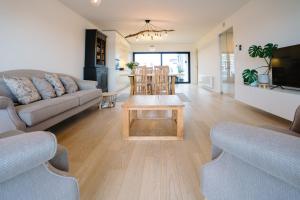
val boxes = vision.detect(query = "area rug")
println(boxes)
[176,93,191,102]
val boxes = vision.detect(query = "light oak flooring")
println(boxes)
[52,84,289,200]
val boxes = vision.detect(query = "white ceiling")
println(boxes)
[59,0,250,44]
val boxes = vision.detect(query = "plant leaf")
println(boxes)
[263,43,278,58]
[242,69,258,84]
[249,45,263,58]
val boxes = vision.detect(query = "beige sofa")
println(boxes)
[0,69,102,133]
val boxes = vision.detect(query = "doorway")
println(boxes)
[219,28,235,96]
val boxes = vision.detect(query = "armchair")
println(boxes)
[0,96,26,133]
[0,131,79,200]
[201,122,300,200]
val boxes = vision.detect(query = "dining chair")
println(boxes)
[146,67,153,94]
[153,66,170,95]
[134,66,148,95]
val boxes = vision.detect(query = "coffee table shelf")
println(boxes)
[122,95,185,140]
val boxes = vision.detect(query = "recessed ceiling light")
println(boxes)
[90,0,102,7]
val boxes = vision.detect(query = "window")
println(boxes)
[221,53,235,82]
[134,53,161,68]
[133,52,191,83]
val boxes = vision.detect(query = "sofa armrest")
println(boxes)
[211,122,300,189]
[49,144,69,172]
[74,79,98,90]
[0,96,26,132]
[0,129,70,172]
[0,131,57,183]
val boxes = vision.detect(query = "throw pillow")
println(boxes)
[45,73,65,96]
[60,76,79,94]
[32,77,56,99]
[4,76,41,105]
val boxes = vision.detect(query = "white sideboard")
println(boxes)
[235,85,300,121]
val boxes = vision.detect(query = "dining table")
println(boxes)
[128,74,178,95]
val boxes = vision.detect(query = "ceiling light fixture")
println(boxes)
[125,20,174,41]
[90,0,102,6]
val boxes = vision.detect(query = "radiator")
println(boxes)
[198,75,214,89]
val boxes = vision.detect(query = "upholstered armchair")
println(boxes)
[201,121,300,200]
[0,130,79,200]
[202,106,300,200]
[0,96,26,133]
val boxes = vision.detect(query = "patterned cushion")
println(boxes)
[45,73,65,96]
[59,76,78,94]
[4,77,41,105]
[32,77,56,100]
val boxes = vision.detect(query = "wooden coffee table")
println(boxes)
[122,95,185,140]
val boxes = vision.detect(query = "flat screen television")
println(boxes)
[271,44,300,89]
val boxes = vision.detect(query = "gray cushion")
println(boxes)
[4,77,41,105]
[0,79,18,103]
[59,76,78,94]
[32,77,56,100]
[45,73,65,96]
[67,89,101,105]
[16,95,79,126]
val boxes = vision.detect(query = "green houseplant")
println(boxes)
[126,61,139,73]
[248,43,278,84]
[242,69,258,86]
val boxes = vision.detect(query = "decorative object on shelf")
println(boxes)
[100,92,117,109]
[90,0,102,6]
[115,59,120,70]
[125,20,174,41]
[126,62,139,73]
[84,29,108,92]
[258,83,270,89]
[248,43,278,84]
[242,69,258,86]
[258,74,270,84]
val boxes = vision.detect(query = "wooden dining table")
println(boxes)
[128,74,178,95]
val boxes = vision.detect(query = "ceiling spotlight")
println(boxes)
[90,0,102,6]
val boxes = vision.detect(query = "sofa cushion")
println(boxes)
[32,77,56,100]
[4,76,41,105]
[16,95,79,126]
[67,89,101,105]
[45,73,65,96]
[59,76,78,94]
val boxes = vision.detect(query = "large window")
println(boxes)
[133,52,191,83]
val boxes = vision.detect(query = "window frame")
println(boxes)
[133,52,191,84]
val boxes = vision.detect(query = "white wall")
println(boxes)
[0,0,98,79]
[196,0,300,120]
[131,43,198,84]
[104,31,132,91]
[197,0,300,91]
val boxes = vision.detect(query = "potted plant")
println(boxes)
[242,69,258,86]
[248,43,278,84]
[126,61,139,74]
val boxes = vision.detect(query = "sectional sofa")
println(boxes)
[0,69,102,132]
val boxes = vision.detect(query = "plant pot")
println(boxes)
[258,74,270,84]
[250,81,258,87]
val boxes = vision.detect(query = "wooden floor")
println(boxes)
[52,84,289,200]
